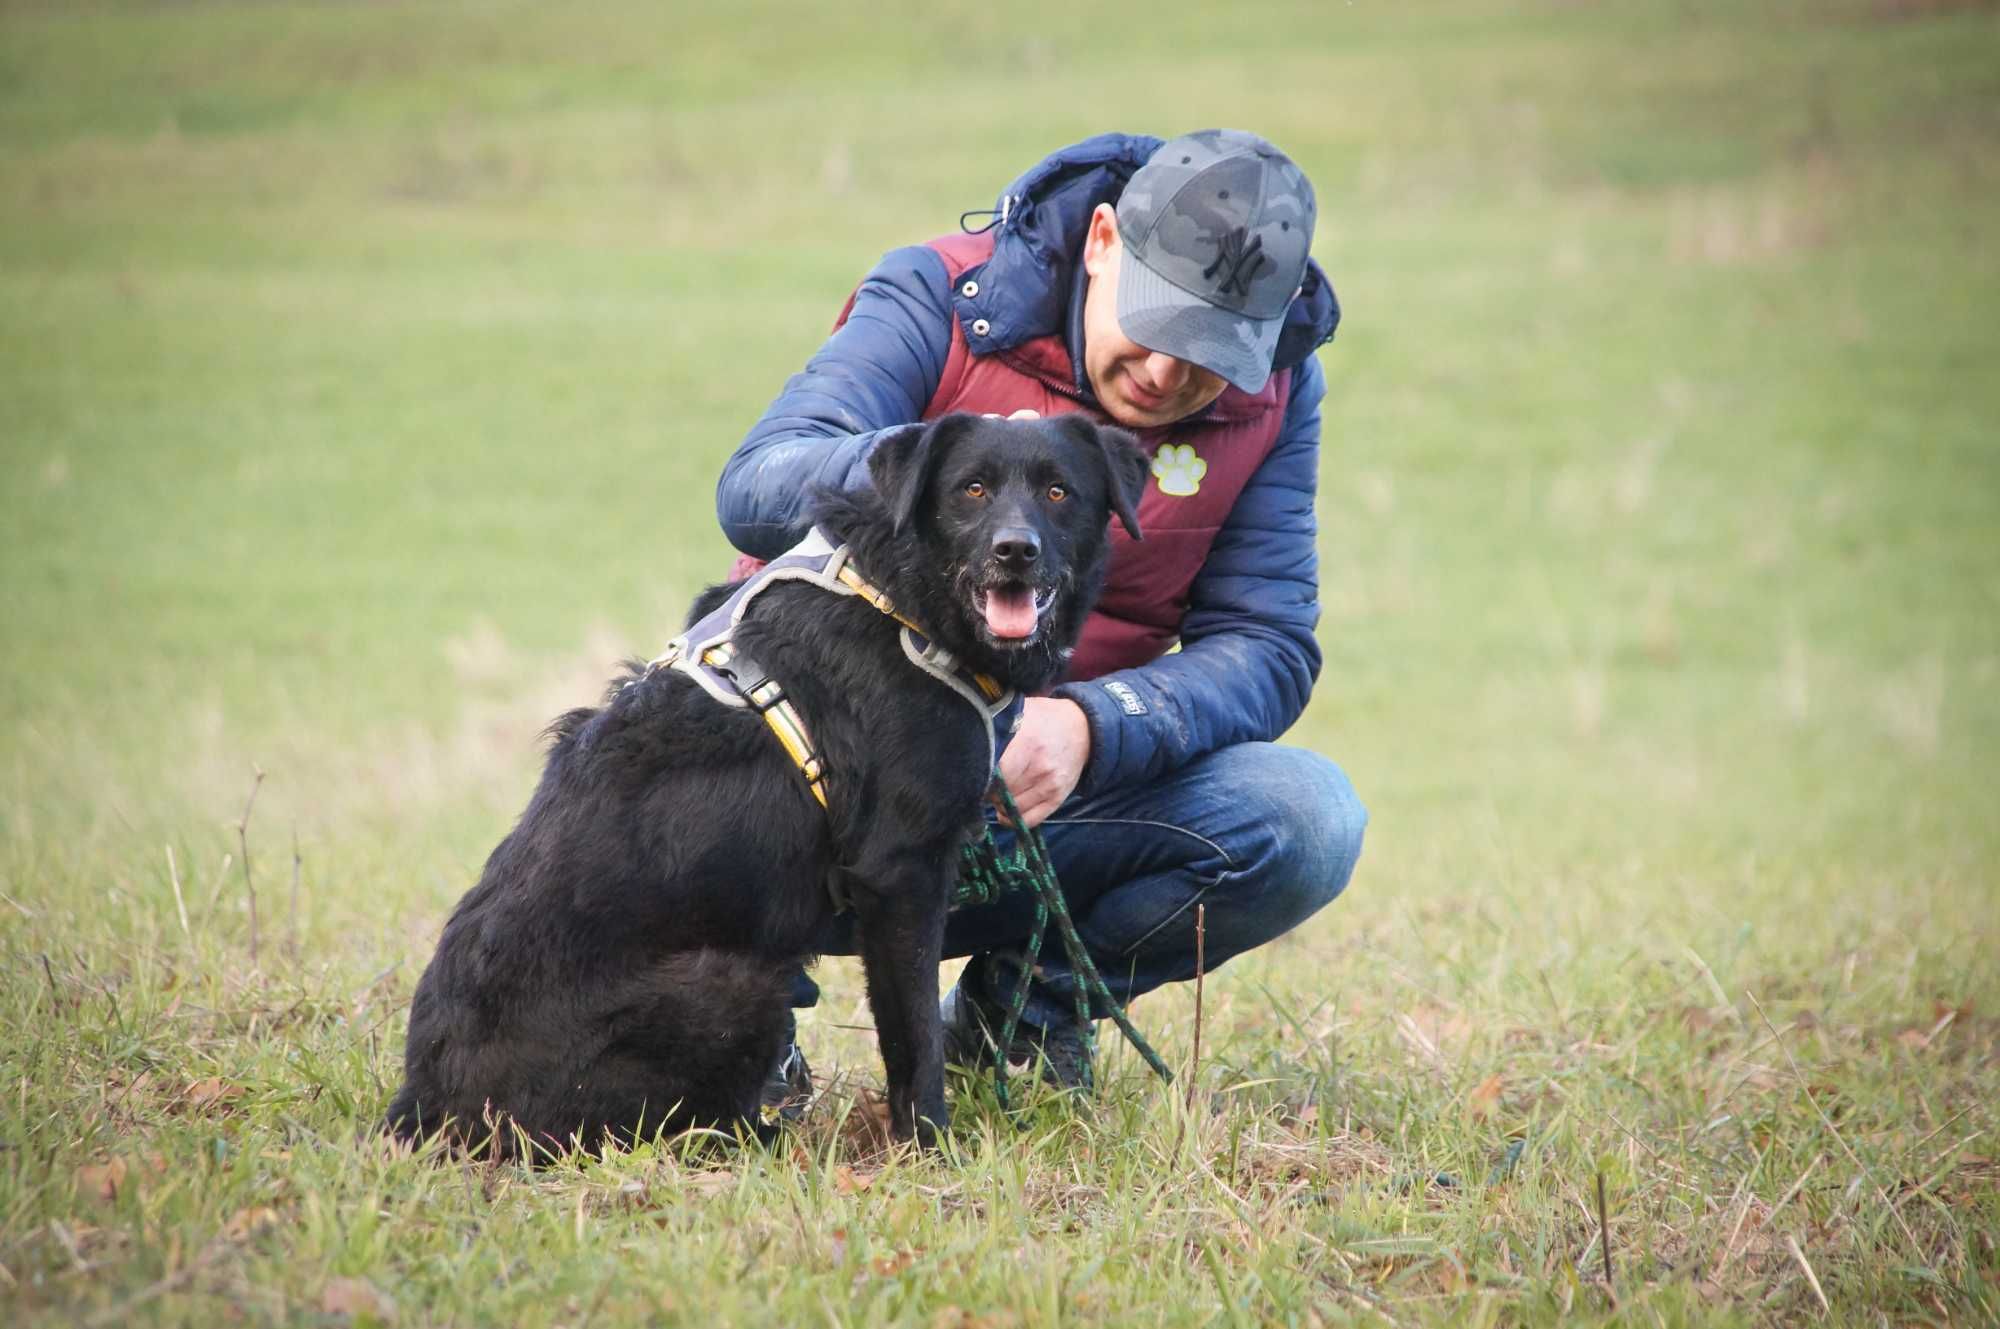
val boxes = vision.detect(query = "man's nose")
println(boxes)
[1140,351,1192,393]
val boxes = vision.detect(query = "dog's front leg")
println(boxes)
[849,873,949,1146]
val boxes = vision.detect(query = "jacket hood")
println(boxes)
[955,133,1340,376]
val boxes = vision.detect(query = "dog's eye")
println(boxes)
[1046,484,1068,503]
[964,481,986,499]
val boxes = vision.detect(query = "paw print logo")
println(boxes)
[1151,443,1207,497]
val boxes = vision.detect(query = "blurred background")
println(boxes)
[1,0,1994,967]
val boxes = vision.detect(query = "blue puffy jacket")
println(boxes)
[716,133,1340,801]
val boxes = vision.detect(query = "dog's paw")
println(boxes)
[914,1105,951,1150]
[889,1096,950,1150]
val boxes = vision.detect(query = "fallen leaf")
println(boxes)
[321,1276,395,1321]
[1395,1006,1473,1065]
[871,1248,916,1277]
[682,1169,735,1197]
[930,1309,1019,1329]
[77,1158,128,1202]
[224,1206,279,1240]
[1897,1028,1931,1049]
[1467,1073,1505,1119]
[841,1092,897,1152]
[833,1165,875,1195]
[180,1078,245,1114]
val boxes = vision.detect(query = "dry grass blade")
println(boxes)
[1786,1233,1831,1316]
[83,1238,233,1327]
[1174,902,1209,1159]
[1767,1153,1823,1224]
[1187,902,1207,1117]
[166,844,190,941]
[289,823,302,959]
[236,765,264,964]
[1746,991,1927,1264]
[1596,1171,1615,1297]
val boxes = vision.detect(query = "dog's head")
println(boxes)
[856,412,1148,686]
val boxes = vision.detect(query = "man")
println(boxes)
[717,130,1367,1103]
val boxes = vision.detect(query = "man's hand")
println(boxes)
[996,697,1090,828]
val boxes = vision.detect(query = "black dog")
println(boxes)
[385,413,1147,1155]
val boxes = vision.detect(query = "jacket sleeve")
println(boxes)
[1054,356,1326,799]
[716,245,956,558]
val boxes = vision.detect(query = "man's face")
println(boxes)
[1080,204,1231,429]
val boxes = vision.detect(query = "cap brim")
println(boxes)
[1116,250,1283,395]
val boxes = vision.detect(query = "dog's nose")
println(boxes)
[991,527,1041,567]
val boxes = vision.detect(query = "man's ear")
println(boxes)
[866,415,973,535]
[1057,414,1150,541]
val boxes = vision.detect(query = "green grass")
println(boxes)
[3,0,1997,1323]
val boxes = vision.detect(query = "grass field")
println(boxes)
[3,0,1998,1324]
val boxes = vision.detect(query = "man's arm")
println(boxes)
[717,245,956,559]
[1052,356,1327,800]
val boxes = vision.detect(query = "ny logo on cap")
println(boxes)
[1203,227,1270,299]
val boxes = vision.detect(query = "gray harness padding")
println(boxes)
[647,528,1023,775]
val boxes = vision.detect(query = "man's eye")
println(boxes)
[964,481,986,499]
[1047,484,1068,502]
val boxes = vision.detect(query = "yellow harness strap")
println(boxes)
[749,678,829,808]
[833,564,1008,704]
[683,638,831,809]
[646,545,1012,815]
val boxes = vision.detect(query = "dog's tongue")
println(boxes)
[984,585,1038,639]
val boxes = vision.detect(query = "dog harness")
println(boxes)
[642,528,1023,813]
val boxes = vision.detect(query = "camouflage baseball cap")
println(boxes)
[1114,129,1316,395]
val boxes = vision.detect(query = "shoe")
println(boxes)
[758,1040,813,1125]
[940,979,1093,1091]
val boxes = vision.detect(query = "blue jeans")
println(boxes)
[796,742,1367,1033]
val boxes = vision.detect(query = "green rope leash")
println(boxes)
[953,780,1174,1110]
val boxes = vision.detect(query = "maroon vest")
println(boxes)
[832,231,1291,681]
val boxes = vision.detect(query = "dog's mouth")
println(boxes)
[973,579,1058,643]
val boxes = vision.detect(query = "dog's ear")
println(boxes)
[866,424,929,535]
[1056,414,1150,541]
[867,415,974,536]
[1097,425,1151,541]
